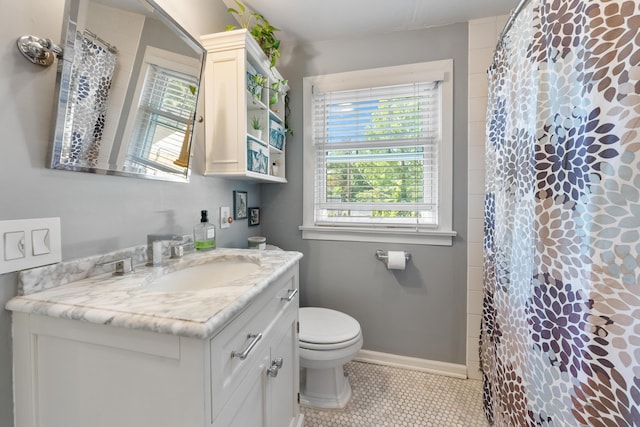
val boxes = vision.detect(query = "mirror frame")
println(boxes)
[49,0,206,182]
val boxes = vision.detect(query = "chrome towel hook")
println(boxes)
[17,35,63,66]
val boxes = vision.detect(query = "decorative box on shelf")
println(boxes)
[269,120,285,150]
[247,139,269,174]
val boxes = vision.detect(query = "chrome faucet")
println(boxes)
[97,257,134,275]
[147,234,184,266]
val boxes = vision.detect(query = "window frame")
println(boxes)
[300,60,456,246]
[118,46,200,175]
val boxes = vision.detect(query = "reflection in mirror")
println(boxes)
[50,0,205,182]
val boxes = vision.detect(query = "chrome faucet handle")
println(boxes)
[97,257,134,276]
[147,233,184,243]
[171,242,194,259]
[147,234,185,265]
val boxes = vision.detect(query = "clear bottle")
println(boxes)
[193,210,216,250]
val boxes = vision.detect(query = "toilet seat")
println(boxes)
[299,307,362,350]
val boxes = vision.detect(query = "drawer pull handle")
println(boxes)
[281,288,298,302]
[231,333,262,360]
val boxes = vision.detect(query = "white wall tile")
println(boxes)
[469,73,489,99]
[468,145,486,171]
[468,194,485,219]
[468,121,487,147]
[468,97,488,123]
[469,47,494,74]
[468,218,484,243]
[467,15,501,375]
[468,367,483,381]
[468,242,484,267]
[466,337,481,362]
[468,266,484,291]
[496,15,510,39]
[469,16,498,26]
[467,289,484,315]
[469,20,499,50]
[468,169,486,195]
[467,313,482,338]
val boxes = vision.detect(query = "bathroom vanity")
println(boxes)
[7,249,303,427]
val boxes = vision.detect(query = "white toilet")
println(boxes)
[298,307,363,409]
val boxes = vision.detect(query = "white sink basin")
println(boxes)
[148,258,261,292]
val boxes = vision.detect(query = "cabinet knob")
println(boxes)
[267,357,284,378]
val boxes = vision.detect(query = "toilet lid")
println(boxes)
[299,307,361,345]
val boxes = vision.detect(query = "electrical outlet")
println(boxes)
[220,206,231,229]
[0,218,61,274]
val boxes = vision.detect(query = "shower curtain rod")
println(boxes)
[497,0,531,47]
[491,0,531,67]
[84,29,118,54]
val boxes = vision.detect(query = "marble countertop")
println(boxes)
[6,248,303,339]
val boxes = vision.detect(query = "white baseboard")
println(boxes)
[355,349,468,379]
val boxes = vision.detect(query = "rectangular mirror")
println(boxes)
[50,0,206,182]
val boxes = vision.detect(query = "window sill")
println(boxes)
[299,226,457,246]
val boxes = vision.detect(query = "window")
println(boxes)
[300,61,455,245]
[125,65,197,172]
[120,47,200,177]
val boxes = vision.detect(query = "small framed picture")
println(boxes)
[248,207,260,226]
[234,191,248,220]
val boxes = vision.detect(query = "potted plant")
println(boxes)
[226,0,281,68]
[250,17,280,68]
[250,116,262,140]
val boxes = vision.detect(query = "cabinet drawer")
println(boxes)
[209,269,298,422]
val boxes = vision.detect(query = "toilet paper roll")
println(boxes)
[386,251,406,270]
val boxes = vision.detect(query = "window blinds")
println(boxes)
[311,81,441,228]
[126,64,197,173]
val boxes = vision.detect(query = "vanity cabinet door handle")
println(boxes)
[231,333,262,360]
[267,357,284,377]
[281,288,298,302]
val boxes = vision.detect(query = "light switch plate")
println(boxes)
[0,218,61,274]
[32,228,51,256]
[4,231,25,260]
[220,206,231,229]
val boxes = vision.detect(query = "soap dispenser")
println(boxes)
[194,210,216,250]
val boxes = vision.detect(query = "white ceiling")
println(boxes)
[222,0,518,43]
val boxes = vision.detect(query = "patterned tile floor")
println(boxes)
[301,361,489,427]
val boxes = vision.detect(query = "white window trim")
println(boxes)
[300,60,456,246]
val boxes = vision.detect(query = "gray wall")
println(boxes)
[262,23,469,364]
[0,1,249,425]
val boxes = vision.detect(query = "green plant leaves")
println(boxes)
[226,1,281,68]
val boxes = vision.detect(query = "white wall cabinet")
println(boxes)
[12,264,302,427]
[200,29,288,182]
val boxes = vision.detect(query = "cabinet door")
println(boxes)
[268,311,299,427]
[214,348,270,427]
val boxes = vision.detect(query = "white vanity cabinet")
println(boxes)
[11,263,302,427]
[200,29,288,183]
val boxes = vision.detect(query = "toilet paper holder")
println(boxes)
[375,249,412,264]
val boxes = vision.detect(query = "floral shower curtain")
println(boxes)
[481,0,640,425]
[67,32,117,167]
